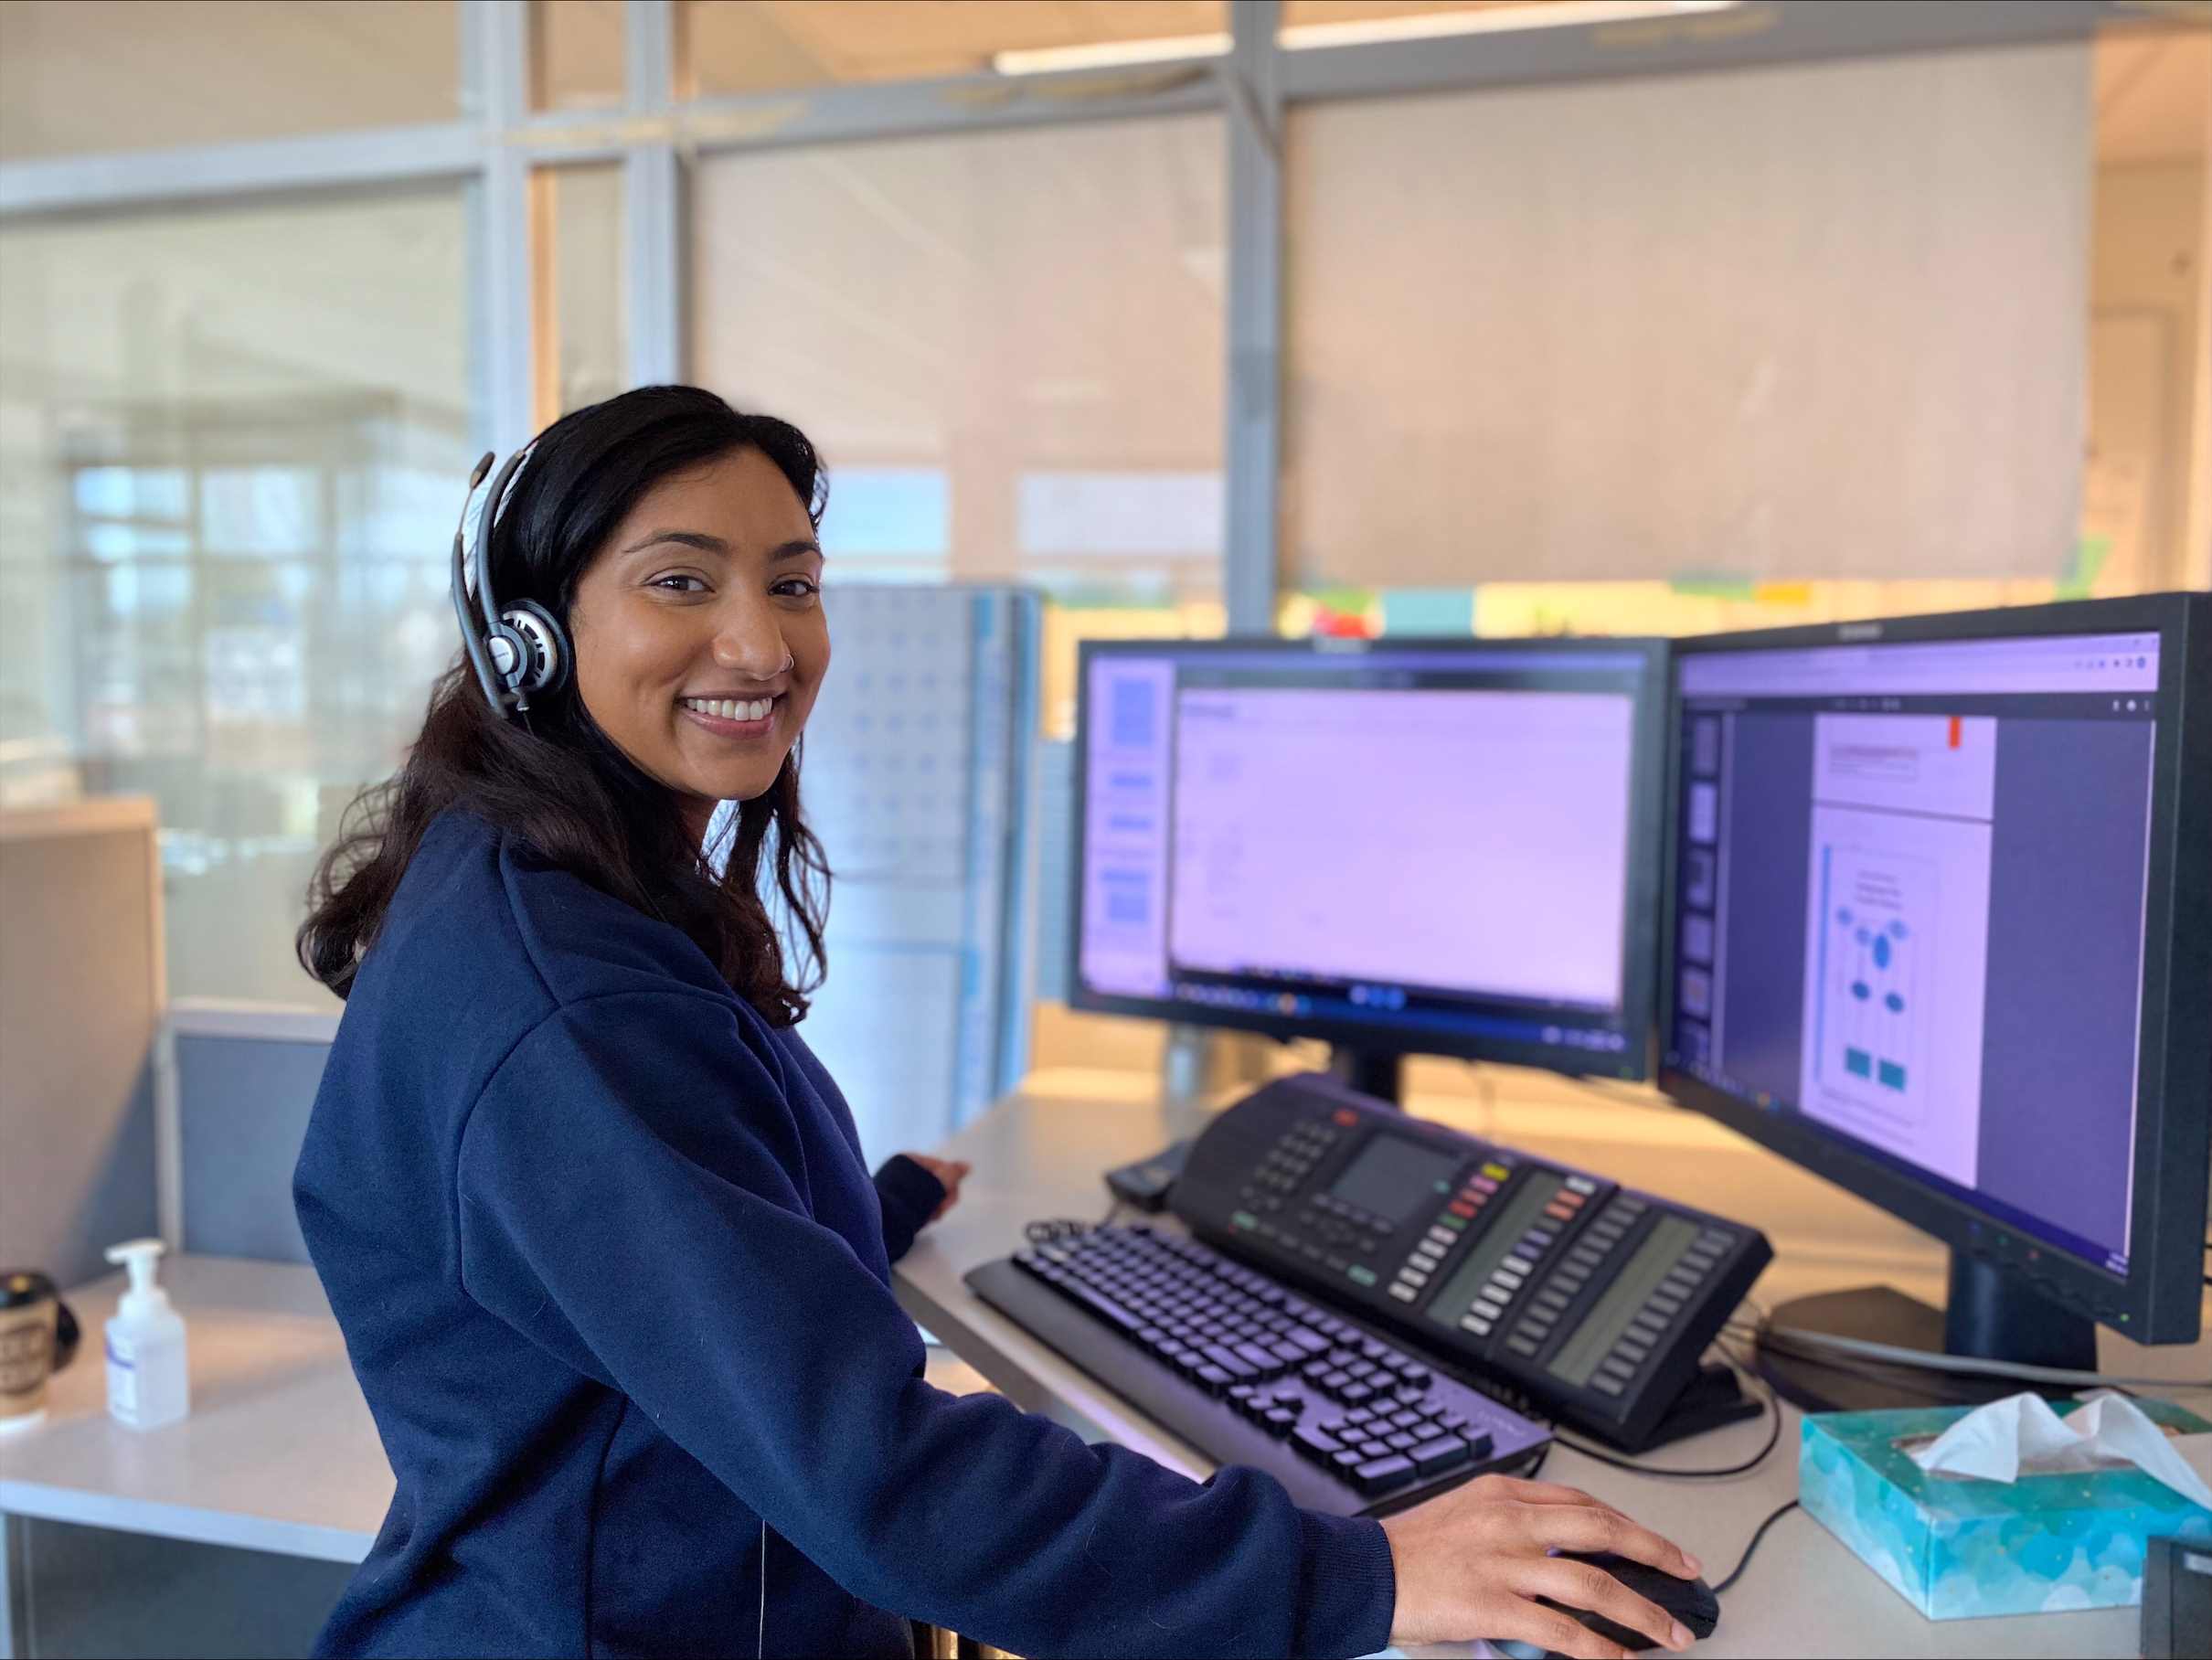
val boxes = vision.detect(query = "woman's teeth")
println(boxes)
[682,697,774,722]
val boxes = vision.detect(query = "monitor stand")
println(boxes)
[1754,1253,2099,1413]
[1328,1045,1403,1107]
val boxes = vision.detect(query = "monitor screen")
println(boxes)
[1665,627,2162,1275]
[1073,640,1664,1073]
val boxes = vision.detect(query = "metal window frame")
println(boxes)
[0,0,2160,635]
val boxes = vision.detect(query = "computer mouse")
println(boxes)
[1541,1549,1718,1653]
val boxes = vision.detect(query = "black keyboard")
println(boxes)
[966,1224,1550,1516]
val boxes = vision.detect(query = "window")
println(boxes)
[0,188,471,1004]
[531,0,627,113]
[0,1,461,160]
[691,114,1229,733]
[1279,26,2208,643]
[534,165,630,422]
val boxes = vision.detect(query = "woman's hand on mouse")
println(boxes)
[903,1155,971,1222]
[1378,1474,1702,1658]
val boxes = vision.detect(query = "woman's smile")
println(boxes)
[677,692,782,738]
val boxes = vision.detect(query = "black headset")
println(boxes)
[449,448,571,718]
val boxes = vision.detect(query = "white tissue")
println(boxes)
[1909,1391,2212,1512]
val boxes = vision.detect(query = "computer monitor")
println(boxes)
[1070,635,1670,1093]
[1659,593,2210,1402]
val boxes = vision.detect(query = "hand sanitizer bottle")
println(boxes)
[104,1240,188,1430]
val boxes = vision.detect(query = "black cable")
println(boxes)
[1710,1499,1801,1596]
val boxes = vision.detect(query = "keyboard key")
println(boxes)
[1234,1342,1281,1374]
[1645,1294,1684,1317]
[1069,1285,1141,1332]
[1600,1357,1637,1382]
[1288,1329,1330,1355]
[1268,1340,1308,1367]
[1355,1454,1418,1495]
[1292,1426,1342,1461]
[1409,1435,1471,1474]
[1263,1408,1300,1436]
[1505,1335,1540,1357]
[1194,1365,1232,1394]
[1330,1449,1367,1479]
[1345,1407,1374,1424]
[1613,1338,1651,1363]
[1204,1346,1257,1380]
[1390,1409,1423,1430]
[1319,1369,1351,1391]
[1459,1315,1493,1336]
[1593,1374,1627,1396]
[1341,1383,1375,1404]
[1402,1364,1431,1386]
[1388,1284,1418,1303]
[1386,1431,1418,1452]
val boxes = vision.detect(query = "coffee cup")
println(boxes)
[0,1270,80,1433]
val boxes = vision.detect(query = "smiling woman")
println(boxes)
[296,385,834,1025]
[567,446,831,841]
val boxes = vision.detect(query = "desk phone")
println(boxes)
[1172,1073,1771,1450]
[971,1074,1771,1507]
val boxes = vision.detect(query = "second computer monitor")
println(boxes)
[1659,593,2210,1348]
[1071,636,1669,1080]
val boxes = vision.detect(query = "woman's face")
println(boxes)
[567,447,827,831]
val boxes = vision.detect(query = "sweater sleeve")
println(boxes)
[454,991,1395,1658]
[872,1154,946,1265]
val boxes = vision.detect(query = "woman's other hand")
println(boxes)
[1379,1474,1703,1658]
[902,1155,971,1222]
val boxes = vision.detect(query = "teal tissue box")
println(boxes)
[1799,1399,2212,1620]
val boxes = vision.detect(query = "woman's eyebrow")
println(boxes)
[620,529,728,557]
[770,538,824,563]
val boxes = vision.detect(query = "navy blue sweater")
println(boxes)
[295,812,1396,1657]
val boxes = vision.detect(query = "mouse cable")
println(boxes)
[1710,1498,1801,1596]
[1548,1346,1782,1479]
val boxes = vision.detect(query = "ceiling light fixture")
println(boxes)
[992,1,1741,77]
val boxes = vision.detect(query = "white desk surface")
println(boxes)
[0,1256,385,1564]
[8,1080,2207,1658]
[891,1076,2212,1660]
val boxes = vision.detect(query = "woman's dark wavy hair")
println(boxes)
[298,384,831,1023]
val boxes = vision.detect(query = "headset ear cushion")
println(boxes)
[501,599,571,697]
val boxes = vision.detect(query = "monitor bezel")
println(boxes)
[1068,633,1671,1082]
[1656,591,2210,1344]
